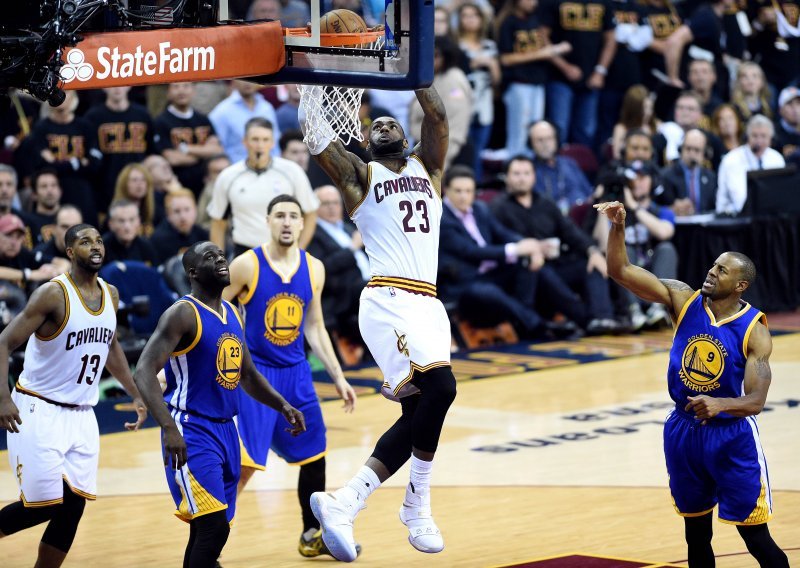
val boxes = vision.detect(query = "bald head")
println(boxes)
[529,121,559,162]
[315,185,343,223]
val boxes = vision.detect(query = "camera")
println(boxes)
[1,1,217,106]
[596,165,631,203]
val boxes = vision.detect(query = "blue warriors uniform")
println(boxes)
[163,295,245,523]
[664,290,772,524]
[236,246,326,469]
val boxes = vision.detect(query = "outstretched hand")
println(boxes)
[125,397,148,431]
[282,405,307,436]
[594,201,627,225]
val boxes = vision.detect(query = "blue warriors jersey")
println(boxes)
[163,296,245,421]
[668,290,767,421]
[238,246,314,367]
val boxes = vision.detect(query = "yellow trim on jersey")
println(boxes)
[262,245,300,284]
[21,492,63,508]
[703,298,752,327]
[386,361,452,396]
[289,450,327,467]
[188,294,228,323]
[63,475,97,500]
[408,154,440,198]
[238,249,260,305]
[65,272,106,316]
[347,164,371,218]
[673,289,701,333]
[175,469,227,521]
[226,299,244,328]
[367,276,437,297]
[742,311,766,358]
[172,300,202,356]
[239,438,266,471]
[305,251,316,293]
[35,279,70,341]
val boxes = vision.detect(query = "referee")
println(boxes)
[208,117,318,256]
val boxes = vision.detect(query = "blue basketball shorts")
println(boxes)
[663,409,773,524]
[164,409,240,524]
[237,359,326,469]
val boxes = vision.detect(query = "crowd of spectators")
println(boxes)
[1,0,799,360]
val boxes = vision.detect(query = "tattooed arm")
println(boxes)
[311,141,368,213]
[595,201,694,314]
[685,321,773,423]
[412,87,448,193]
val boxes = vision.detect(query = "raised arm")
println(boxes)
[298,88,367,213]
[685,321,772,423]
[132,302,196,469]
[412,87,449,187]
[0,283,62,433]
[595,201,692,316]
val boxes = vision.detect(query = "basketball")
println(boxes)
[320,9,367,35]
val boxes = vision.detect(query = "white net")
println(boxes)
[298,84,366,150]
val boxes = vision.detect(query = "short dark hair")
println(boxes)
[444,165,475,187]
[31,167,60,192]
[504,155,535,174]
[267,194,303,215]
[244,117,274,135]
[279,129,305,153]
[65,224,96,249]
[182,241,208,274]
[728,252,757,285]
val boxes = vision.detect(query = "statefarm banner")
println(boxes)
[61,21,285,89]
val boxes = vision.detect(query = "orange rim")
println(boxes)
[283,27,383,46]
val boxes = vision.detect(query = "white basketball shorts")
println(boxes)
[359,285,451,401]
[7,390,99,506]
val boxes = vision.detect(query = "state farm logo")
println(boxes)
[62,42,216,83]
[60,49,94,83]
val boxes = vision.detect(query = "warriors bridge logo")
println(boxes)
[215,333,243,390]
[264,293,304,346]
[680,334,726,392]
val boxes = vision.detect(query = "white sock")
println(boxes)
[408,456,433,498]
[340,465,381,505]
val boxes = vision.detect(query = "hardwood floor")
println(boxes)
[2,334,798,567]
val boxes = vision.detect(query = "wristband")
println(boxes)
[594,65,608,76]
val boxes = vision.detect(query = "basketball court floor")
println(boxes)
[2,328,798,567]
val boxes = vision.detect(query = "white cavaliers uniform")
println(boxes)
[8,274,116,505]
[351,154,451,400]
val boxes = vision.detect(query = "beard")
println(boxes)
[75,256,102,273]
[370,139,406,159]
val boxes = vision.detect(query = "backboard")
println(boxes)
[243,0,434,90]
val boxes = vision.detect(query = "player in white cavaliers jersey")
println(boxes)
[301,86,457,561]
[0,223,146,568]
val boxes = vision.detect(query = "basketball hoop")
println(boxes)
[298,83,366,150]
[283,27,385,49]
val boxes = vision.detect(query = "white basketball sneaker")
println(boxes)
[310,490,363,563]
[398,486,444,554]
